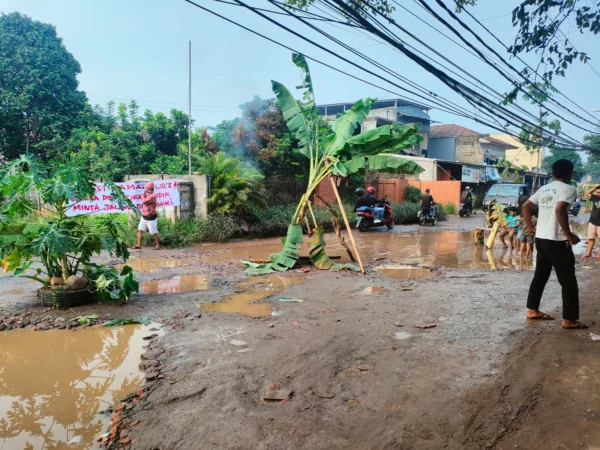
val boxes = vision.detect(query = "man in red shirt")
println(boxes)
[132,181,160,250]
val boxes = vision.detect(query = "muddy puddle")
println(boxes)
[118,257,197,273]
[140,274,211,295]
[199,220,590,272]
[201,275,302,317]
[376,265,433,279]
[0,324,163,449]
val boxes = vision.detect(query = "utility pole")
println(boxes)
[533,105,542,191]
[188,40,192,176]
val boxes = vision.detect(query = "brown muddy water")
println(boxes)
[0,324,163,449]
[140,274,211,295]
[118,257,197,272]
[199,221,590,272]
[201,275,302,317]
[376,265,433,279]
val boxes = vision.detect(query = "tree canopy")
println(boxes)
[0,12,87,159]
[543,148,585,180]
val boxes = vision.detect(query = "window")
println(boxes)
[487,184,520,197]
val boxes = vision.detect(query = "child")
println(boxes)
[499,207,520,250]
[520,215,537,259]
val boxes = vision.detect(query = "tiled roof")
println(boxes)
[429,124,479,138]
[430,124,518,149]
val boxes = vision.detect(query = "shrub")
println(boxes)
[405,185,422,203]
[197,214,236,243]
[436,204,448,221]
[445,202,457,215]
[392,202,419,224]
[473,193,484,208]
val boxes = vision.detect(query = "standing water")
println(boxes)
[0,324,162,449]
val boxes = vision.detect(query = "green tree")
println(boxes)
[543,148,585,181]
[584,134,600,181]
[0,13,87,159]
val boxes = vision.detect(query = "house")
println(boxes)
[317,98,431,156]
[428,124,518,165]
[488,133,545,171]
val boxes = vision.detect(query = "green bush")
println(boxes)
[473,193,483,208]
[392,202,419,224]
[436,204,448,221]
[405,185,422,203]
[445,202,457,215]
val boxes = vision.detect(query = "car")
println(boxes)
[482,183,530,212]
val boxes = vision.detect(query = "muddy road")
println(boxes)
[1,215,599,449]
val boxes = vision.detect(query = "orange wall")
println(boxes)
[408,180,461,207]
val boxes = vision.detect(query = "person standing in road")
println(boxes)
[522,159,587,329]
[582,184,600,259]
[132,181,160,250]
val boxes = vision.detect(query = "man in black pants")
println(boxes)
[522,159,588,329]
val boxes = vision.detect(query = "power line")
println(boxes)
[185,0,591,151]
[452,0,600,124]
[416,0,598,133]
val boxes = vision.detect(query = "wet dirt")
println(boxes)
[140,274,212,295]
[1,214,598,449]
[200,275,303,317]
[0,323,163,449]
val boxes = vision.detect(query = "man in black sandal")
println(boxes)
[522,159,588,330]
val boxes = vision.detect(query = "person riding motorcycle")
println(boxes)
[420,188,436,217]
[460,186,473,213]
[365,186,385,222]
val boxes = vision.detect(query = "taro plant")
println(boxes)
[0,155,139,301]
[244,54,424,274]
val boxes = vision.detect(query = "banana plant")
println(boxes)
[244,54,424,274]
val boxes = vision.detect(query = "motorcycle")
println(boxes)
[459,201,473,217]
[569,199,581,216]
[355,201,394,232]
[418,204,438,226]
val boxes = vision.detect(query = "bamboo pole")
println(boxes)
[327,174,365,274]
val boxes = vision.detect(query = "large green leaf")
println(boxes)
[340,123,421,158]
[1,247,21,273]
[272,55,318,159]
[327,98,375,156]
[243,224,304,274]
[367,155,424,175]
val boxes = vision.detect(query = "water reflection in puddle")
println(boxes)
[199,225,589,272]
[201,275,302,317]
[119,257,196,273]
[0,324,163,449]
[140,274,211,295]
[376,265,432,279]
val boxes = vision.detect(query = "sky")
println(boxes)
[1,0,599,147]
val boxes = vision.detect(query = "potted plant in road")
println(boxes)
[0,155,139,307]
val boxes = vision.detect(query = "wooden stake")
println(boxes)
[327,175,365,274]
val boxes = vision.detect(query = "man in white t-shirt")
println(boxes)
[522,159,587,329]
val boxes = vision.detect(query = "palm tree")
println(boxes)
[245,54,424,274]
[197,152,266,217]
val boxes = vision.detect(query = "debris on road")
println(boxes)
[229,339,247,346]
[393,322,403,327]
[590,333,600,342]
[279,297,305,303]
[264,388,292,401]
[415,323,437,329]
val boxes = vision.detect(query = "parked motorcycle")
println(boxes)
[459,201,473,217]
[569,200,581,216]
[355,201,394,232]
[418,204,438,226]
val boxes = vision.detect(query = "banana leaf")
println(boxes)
[308,227,359,272]
[327,98,375,154]
[243,224,304,274]
[368,155,425,174]
[336,123,421,157]
[271,54,317,159]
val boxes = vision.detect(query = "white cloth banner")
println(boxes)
[67,179,181,216]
